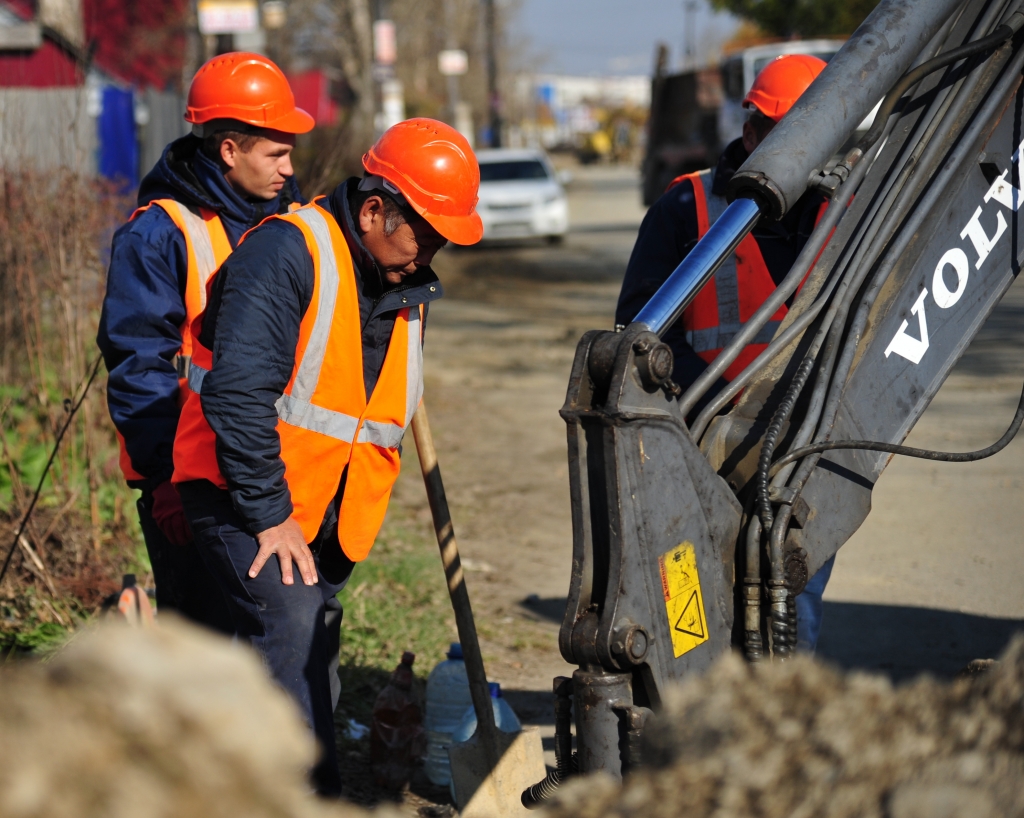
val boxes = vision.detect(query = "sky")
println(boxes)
[513,0,741,77]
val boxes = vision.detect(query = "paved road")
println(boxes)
[406,161,1024,751]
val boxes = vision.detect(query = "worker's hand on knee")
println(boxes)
[252,517,318,586]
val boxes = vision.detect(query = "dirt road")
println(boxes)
[820,276,1024,679]
[392,162,1024,739]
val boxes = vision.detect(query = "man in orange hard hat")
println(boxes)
[171,118,482,795]
[97,53,313,636]
[616,55,835,652]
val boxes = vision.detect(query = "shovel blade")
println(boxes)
[448,726,547,818]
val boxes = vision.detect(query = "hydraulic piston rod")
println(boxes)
[633,197,762,336]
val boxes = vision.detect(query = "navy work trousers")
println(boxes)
[181,488,353,796]
[137,493,234,635]
[796,555,836,654]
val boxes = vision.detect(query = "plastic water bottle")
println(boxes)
[369,651,425,790]
[424,643,473,786]
[451,682,522,742]
[449,683,522,801]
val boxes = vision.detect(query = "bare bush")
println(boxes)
[0,161,140,650]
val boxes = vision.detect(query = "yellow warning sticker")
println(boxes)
[658,541,709,658]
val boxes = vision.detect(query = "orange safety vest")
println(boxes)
[668,169,785,383]
[116,200,232,482]
[172,200,424,562]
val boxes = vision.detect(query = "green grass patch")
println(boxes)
[338,525,455,673]
[0,586,90,657]
[334,510,455,730]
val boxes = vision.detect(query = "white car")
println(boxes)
[475,149,569,242]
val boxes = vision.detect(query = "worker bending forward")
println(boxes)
[172,119,483,795]
[616,55,834,653]
[97,53,312,632]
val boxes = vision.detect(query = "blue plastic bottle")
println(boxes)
[424,643,473,786]
[451,681,522,741]
[449,683,522,800]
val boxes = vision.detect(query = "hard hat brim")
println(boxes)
[422,209,484,246]
[184,106,316,135]
[266,107,316,135]
[742,93,782,121]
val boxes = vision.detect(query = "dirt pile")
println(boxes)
[544,637,1024,818]
[0,618,389,818]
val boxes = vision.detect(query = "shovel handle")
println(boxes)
[411,403,500,745]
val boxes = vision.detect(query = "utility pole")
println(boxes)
[683,0,699,71]
[444,0,460,124]
[482,0,501,147]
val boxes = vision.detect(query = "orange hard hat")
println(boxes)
[742,54,827,121]
[362,118,483,245]
[185,52,314,135]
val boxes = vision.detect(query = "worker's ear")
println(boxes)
[219,138,240,170]
[358,195,385,235]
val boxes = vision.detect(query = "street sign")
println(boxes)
[372,63,396,83]
[439,49,469,76]
[374,19,397,66]
[198,0,259,35]
[262,0,287,30]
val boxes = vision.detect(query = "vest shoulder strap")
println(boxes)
[274,202,359,406]
[669,169,716,238]
[141,200,231,279]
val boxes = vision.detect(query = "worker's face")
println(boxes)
[741,111,776,154]
[358,195,448,284]
[221,131,297,201]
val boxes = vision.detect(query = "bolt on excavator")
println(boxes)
[523,0,1024,803]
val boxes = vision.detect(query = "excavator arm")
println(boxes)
[537,0,1024,789]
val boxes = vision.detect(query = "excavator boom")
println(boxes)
[537,0,1024,788]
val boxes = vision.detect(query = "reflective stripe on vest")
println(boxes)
[117,200,231,483]
[675,169,783,383]
[145,200,232,361]
[272,206,423,450]
[173,201,424,560]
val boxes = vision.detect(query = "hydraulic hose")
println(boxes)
[686,120,893,441]
[679,151,861,422]
[689,297,827,441]
[522,677,577,809]
[684,2,974,431]
[769,380,1024,475]
[754,355,816,534]
[853,11,1024,157]
[743,515,764,662]
[759,5,1024,529]
[755,18,1024,610]
[768,3,1008,494]
[731,1,1024,666]
[808,19,1024,458]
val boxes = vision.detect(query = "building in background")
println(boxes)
[1,1,92,173]
[288,67,344,128]
[0,0,191,185]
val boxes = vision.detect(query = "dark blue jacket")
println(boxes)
[616,138,824,400]
[178,179,443,535]
[97,135,304,489]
